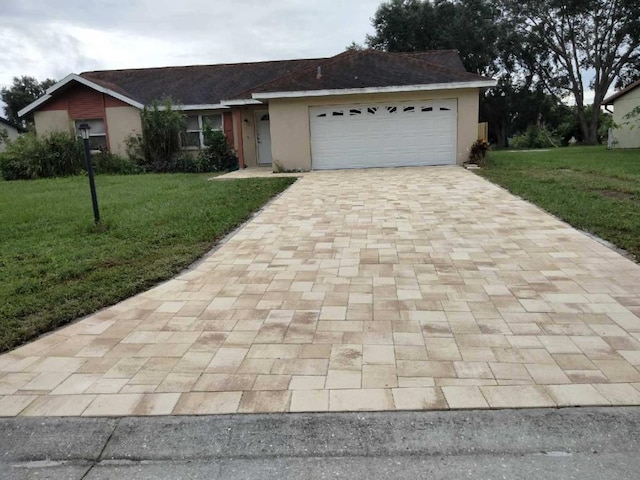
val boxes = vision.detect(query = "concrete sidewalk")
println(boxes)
[1,407,640,479]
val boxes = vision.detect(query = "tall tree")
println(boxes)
[366,0,504,75]
[499,0,640,144]
[1,76,57,127]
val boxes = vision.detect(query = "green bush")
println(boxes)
[132,98,186,172]
[93,151,141,175]
[0,131,83,180]
[510,125,560,149]
[198,125,238,172]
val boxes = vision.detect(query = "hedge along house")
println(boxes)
[20,49,495,170]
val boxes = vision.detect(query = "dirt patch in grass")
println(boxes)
[596,189,638,203]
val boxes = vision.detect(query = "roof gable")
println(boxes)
[604,79,640,105]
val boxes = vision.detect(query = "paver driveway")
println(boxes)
[2,166,640,416]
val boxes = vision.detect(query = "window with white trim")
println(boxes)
[74,119,107,150]
[184,114,223,148]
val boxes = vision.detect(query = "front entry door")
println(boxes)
[256,110,272,165]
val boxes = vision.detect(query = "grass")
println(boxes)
[477,146,640,259]
[0,173,296,352]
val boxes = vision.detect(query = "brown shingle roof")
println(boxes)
[232,49,490,99]
[81,58,325,106]
[70,50,487,106]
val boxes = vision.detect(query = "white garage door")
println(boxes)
[309,99,457,170]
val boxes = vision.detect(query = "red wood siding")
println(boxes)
[223,112,234,147]
[40,96,68,111]
[67,85,105,119]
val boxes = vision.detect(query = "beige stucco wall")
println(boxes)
[105,106,142,156]
[34,110,71,135]
[611,87,640,149]
[268,88,480,171]
[0,124,21,152]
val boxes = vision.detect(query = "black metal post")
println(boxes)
[82,137,100,224]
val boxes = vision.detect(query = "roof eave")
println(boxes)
[18,73,144,118]
[251,80,497,100]
[220,99,265,106]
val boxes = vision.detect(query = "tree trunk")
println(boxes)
[576,106,593,144]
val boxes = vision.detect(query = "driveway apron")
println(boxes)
[2,166,640,416]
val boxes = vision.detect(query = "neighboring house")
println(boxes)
[0,117,25,152]
[604,79,640,149]
[19,49,495,170]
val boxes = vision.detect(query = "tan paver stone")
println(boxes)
[27,357,85,373]
[22,395,95,416]
[297,344,332,359]
[552,354,597,370]
[397,377,436,388]
[238,391,291,413]
[442,386,489,409]
[392,387,448,410]
[290,390,329,412]
[83,394,143,416]
[289,375,326,390]
[481,385,556,408]
[454,362,494,379]
[51,374,102,395]
[489,363,531,381]
[205,348,248,373]
[329,388,394,411]
[397,360,455,378]
[271,359,329,375]
[325,370,361,389]
[131,393,181,415]
[21,372,70,392]
[395,346,429,360]
[0,373,38,394]
[593,360,640,382]
[594,383,640,405]
[565,370,609,384]
[525,364,571,384]
[545,385,610,406]
[173,392,241,414]
[194,374,256,392]
[0,395,38,416]
[253,375,291,390]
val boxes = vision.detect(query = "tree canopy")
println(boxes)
[1,76,57,127]
[498,0,640,144]
[362,0,640,145]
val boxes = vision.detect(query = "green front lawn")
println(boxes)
[477,146,640,259]
[0,174,295,352]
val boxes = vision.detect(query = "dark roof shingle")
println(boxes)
[81,58,325,105]
[232,50,491,99]
[61,50,489,107]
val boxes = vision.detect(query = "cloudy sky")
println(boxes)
[0,0,380,92]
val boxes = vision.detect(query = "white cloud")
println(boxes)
[0,0,379,91]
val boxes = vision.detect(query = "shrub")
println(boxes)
[468,139,490,165]
[198,125,238,172]
[0,131,83,180]
[93,151,141,175]
[133,98,186,172]
[510,125,560,149]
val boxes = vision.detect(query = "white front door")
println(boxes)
[256,110,272,165]
[309,99,457,170]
